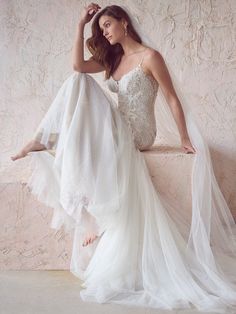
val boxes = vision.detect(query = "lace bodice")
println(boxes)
[106,55,159,150]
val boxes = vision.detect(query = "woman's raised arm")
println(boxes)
[72,3,105,73]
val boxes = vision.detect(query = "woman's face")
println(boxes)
[98,15,126,45]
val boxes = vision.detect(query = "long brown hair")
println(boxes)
[86,5,142,79]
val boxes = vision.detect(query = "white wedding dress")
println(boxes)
[26,54,236,313]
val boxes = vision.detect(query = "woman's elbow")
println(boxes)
[73,64,84,72]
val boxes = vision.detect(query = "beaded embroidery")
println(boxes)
[107,57,159,150]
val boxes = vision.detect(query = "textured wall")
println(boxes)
[1,0,236,268]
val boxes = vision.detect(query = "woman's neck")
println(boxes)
[120,37,145,56]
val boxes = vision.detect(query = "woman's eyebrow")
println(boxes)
[99,20,110,30]
[102,20,110,25]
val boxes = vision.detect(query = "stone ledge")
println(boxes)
[0,145,194,269]
[142,144,193,155]
[1,144,194,184]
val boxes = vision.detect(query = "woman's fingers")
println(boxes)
[80,3,101,24]
[86,3,101,12]
[185,146,196,154]
[86,3,101,17]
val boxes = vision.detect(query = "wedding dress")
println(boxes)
[26,52,236,313]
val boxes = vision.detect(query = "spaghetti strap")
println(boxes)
[139,48,148,67]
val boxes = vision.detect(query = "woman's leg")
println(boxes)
[11,140,46,161]
[81,208,100,247]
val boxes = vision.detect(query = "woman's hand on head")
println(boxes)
[79,3,101,25]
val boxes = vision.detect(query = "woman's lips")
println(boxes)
[107,36,112,41]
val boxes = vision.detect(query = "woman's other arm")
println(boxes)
[147,49,196,154]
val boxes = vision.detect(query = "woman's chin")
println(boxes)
[108,38,117,45]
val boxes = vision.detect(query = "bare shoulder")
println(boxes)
[144,48,165,64]
[143,47,165,75]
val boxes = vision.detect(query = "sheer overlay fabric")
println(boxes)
[26,70,236,313]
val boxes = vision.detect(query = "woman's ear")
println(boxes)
[121,18,128,28]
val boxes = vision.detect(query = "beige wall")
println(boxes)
[1,1,236,231]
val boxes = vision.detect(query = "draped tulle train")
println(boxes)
[26,72,236,313]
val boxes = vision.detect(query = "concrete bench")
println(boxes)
[0,145,194,270]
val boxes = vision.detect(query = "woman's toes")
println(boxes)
[82,237,89,247]
[82,234,98,247]
[89,235,98,244]
[11,151,27,161]
[92,235,98,241]
[11,141,47,162]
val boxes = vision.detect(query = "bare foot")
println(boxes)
[82,232,99,247]
[11,140,46,161]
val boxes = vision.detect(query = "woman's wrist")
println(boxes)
[78,20,86,28]
[181,135,190,142]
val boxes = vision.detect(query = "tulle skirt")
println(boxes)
[27,72,236,313]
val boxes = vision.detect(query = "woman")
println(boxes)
[11,3,195,245]
[11,3,236,313]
